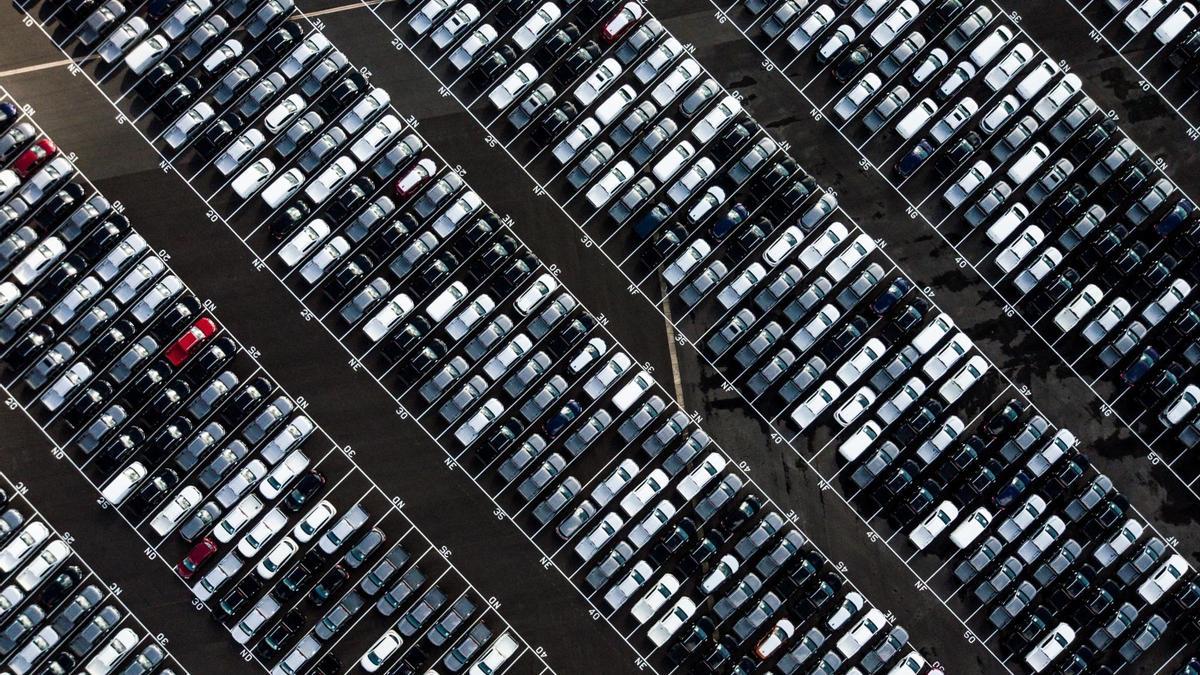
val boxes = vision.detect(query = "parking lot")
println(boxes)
[1,0,1200,673]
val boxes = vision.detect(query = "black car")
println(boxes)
[253,23,304,66]
[309,564,350,606]
[137,56,185,100]
[284,470,326,512]
[468,46,516,89]
[194,112,243,157]
[384,318,430,361]
[158,76,204,117]
[478,421,524,463]
[495,0,536,27]
[275,551,327,601]
[95,429,145,474]
[531,103,577,145]
[833,45,871,82]
[324,177,378,225]
[61,381,113,429]
[933,131,981,177]
[255,609,305,658]
[36,183,88,227]
[325,252,376,299]
[651,224,686,260]
[268,201,312,242]
[127,469,180,517]
[749,159,799,197]
[317,72,368,118]
[152,296,203,340]
[553,43,601,86]
[38,565,83,611]
[819,316,868,363]
[532,24,581,69]
[141,418,193,467]
[219,376,274,426]
[548,315,596,354]
[4,325,55,371]
[219,574,265,620]
[493,255,537,295]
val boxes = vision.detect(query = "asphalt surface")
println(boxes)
[1,0,1199,673]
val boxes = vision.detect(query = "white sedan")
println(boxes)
[908,500,959,550]
[489,63,539,110]
[513,2,560,51]
[261,168,305,209]
[647,597,695,647]
[264,94,306,133]
[149,485,202,536]
[792,380,841,429]
[938,355,989,404]
[164,102,214,149]
[363,291,415,342]
[585,160,634,208]
[278,220,330,268]
[304,156,356,203]
[1053,284,1103,332]
[575,58,622,106]
[431,4,480,50]
[231,158,276,199]
[123,33,169,74]
[409,0,459,34]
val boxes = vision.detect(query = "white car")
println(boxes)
[101,461,146,504]
[986,43,1034,91]
[575,58,622,106]
[12,237,66,286]
[304,156,356,203]
[1126,0,1169,33]
[256,537,299,579]
[835,386,875,426]
[836,608,887,657]
[647,597,696,647]
[922,332,972,380]
[630,574,679,622]
[895,98,937,139]
[361,630,403,672]
[604,561,654,610]
[489,63,539,109]
[1138,554,1190,603]
[261,168,305,209]
[938,355,989,404]
[98,17,149,63]
[260,451,310,500]
[278,219,330,268]
[699,555,739,594]
[214,494,264,543]
[410,0,459,34]
[0,522,50,573]
[513,2,560,51]
[16,539,69,592]
[351,115,404,163]
[264,94,306,133]
[1161,385,1200,427]
[293,501,337,543]
[792,380,841,429]
[836,338,886,387]
[299,236,349,284]
[869,0,918,47]
[215,129,266,176]
[585,160,634,208]
[787,4,835,52]
[676,454,727,500]
[237,507,287,558]
[1155,3,1197,43]
[149,485,202,536]
[469,632,518,675]
[455,398,503,446]
[1025,623,1075,673]
[84,627,139,675]
[909,501,959,550]
[995,225,1044,274]
[449,24,497,70]
[692,96,742,144]
[164,102,214,149]
[431,4,480,49]
[1016,59,1062,100]
[949,507,992,549]
[1014,247,1062,294]
[839,421,881,462]
[834,73,882,121]
[552,117,601,164]
[664,239,711,287]
[123,33,169,74]
[232,158,276,199]
[1054,284,1103,332]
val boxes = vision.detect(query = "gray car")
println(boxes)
[298,127,348,173]
[629,119,678,166]
[714,572,762,620]
[67,605,121,658]
[567,143,616,189]
[197,440,249,489]
[508,83,555,130]
[344,528,385,569]
[188,371,239,420]
[243,396,294,445]
[175,421,226,471]
[732,591,781,641]
[426,595,476,646]
[179,502,220,542]
[443,622,493,671]
[360,545,410,596]
[532,477,580,525]
[51,584,102,636]
[398,586,447,637]
[498,435,547,483]
[974,557,1022,603]
[377,567,426,616]
[777,626,827,672]
[955,536,1003,583]
[734,321,782,369]
[0,604,44,656]
[275,111,323,157]
[340,277,390,325]
[518,454,566,502]
[707,308,754,357]
[519,375,569,422]
[314,591,365,640]
[1099,321,1147,368]
[850,442,900,490]
[502,352,552,398]
[420,357,470,404]
[77,0,125,45]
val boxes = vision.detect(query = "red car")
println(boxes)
[165,317,217,366]
[177,537,217,580]
[601,1,646,43]
[13,138,57,178]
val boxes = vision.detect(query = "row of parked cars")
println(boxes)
[38,0,958,670]
[733,0,1200,485]
[1080,0,1200,115]
[0,485,178,675]
[382,0,1200,671]
[0,95,528,675]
